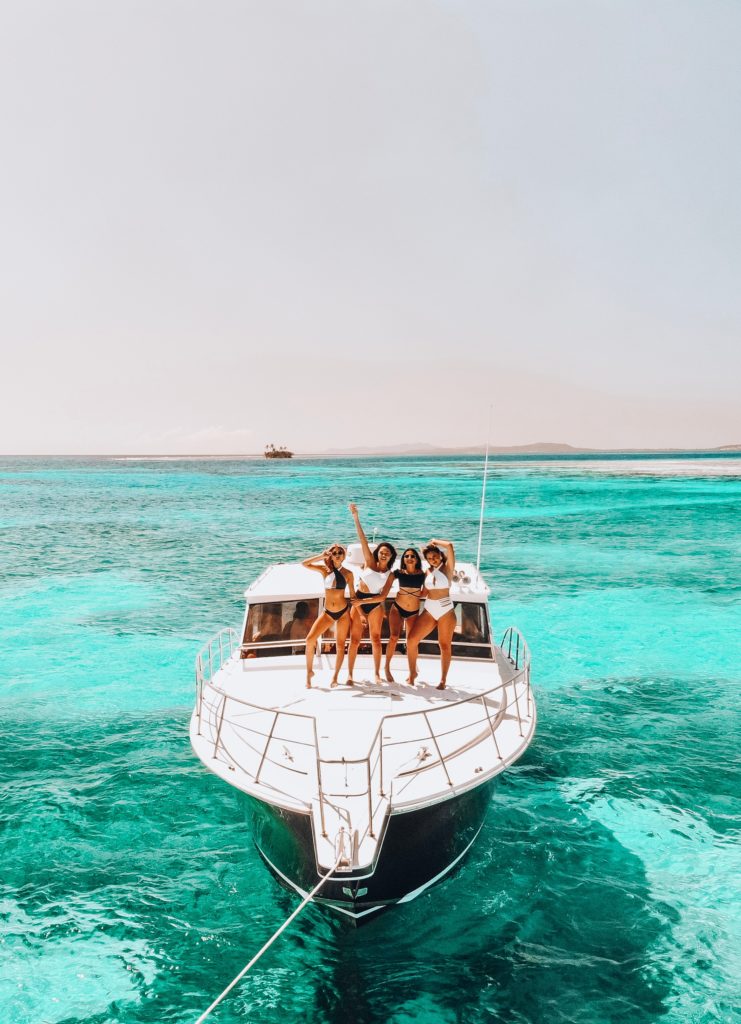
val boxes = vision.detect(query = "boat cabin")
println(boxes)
[239,558,494,661]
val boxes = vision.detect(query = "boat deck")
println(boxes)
[191,646,535,872]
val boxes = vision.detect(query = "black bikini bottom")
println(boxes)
[393,601,419,619]
[326,604,350,621]
[357,592,381,616]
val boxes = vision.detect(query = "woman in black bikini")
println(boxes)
[384,548,425,682]
[302,545,357,688]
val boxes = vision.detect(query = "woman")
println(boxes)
[384,547,425,682]
[347,503,397,685]
[302,545,356,688]
[405,538,456,689]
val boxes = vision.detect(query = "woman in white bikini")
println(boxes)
[405,539,456,689]
[347,503,397,685]
[302,544,357,688]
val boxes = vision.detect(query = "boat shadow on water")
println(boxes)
[245,762,674,1024]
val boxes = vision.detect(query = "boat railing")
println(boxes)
[200,684,384,845]
[500,625,530,671]
[313,727,385,848]
[500,625,532,718]
[237,637,494,660]
[367,654,532,800]
[194,626,532,852]
[195,627,240,730]
[202,686,328,823]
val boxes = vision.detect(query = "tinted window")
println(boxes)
[241,599,319,658]
[419,601,492,659]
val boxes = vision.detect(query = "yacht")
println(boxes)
[189,545,536,922]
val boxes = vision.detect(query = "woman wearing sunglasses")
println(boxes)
[384,547,425,682]
[347,503,397,685]
[302,544,357,688]
[405,539,456,689]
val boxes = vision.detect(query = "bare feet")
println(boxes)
[374,674,383,685]
[306,670,314,689]
[330,679,339,688]
[346,677,356,687]
[406,674,417,687]
[385,668,395,683]
[436,682,446,690]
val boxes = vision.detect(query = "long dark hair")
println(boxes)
[374,541,397,566]
[400,547,422,572]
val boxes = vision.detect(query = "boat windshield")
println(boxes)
[420,601,492,660]
[241,599,320,658]
[240,599,493,660]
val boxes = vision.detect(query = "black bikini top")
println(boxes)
[393,570,426,587]
[324,567,346,590]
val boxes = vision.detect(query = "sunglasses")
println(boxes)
[403,554,417,560]
[329,548,345,556]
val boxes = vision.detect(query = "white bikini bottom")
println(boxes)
[424,596,454,621]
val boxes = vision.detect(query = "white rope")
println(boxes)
[193,854,343,1024]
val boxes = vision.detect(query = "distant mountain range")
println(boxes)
[317,442,741,456]
[319,441,594,456]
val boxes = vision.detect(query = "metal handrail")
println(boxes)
[500,625,531,671]
[202,648,528,749]
[195,626,533,849]
[370,668,527,782]
[196,627,239,732]
[240,640,306,650]
[500,626,531,735]
[200,645,528,753]
[239,637,494,652]
[380,691,507,747]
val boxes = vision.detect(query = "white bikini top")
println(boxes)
[324,568,347,591]
[359,567,390,592]
[425,566,449,589]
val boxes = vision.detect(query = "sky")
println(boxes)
[1,0,739,454]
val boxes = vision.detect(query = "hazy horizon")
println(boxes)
[2,442,740,459]
[2,1,739,455]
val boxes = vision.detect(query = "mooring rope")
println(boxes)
[193,853,343,1024]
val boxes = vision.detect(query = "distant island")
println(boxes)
[264,444,293,459]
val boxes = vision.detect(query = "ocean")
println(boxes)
[1,454,739,1024]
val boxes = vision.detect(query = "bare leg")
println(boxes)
[435,610,457,689]
[347,609,366,684]
[305,614,330,687]
[405,610,436,686]
[367,605,385,684]
[331,611,351,686]
[385,605,402,681]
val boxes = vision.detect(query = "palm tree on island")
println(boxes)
[264,443,294,459]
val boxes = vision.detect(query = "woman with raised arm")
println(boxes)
[347,503,397,685]
[405,538,456,689]
[384,547,425,682]
[302,544,356,688]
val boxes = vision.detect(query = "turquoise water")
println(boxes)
[1,454,739,1024]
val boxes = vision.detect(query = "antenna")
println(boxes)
[475,406,493,573]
